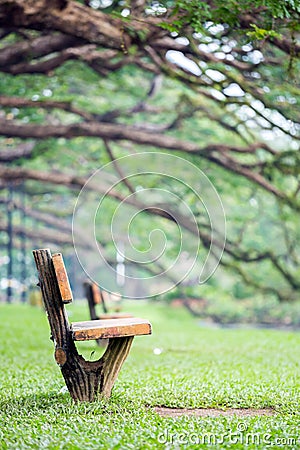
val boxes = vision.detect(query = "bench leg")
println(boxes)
[58,337,134,402]
[98,336,134,397]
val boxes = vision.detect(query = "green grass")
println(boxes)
[0,301,299,449]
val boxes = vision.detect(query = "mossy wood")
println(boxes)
[33,248,151,402]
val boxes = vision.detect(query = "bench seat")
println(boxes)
[72,317,151,341]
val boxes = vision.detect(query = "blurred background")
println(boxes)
[0,0,300,328]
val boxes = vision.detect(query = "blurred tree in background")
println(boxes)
[0,0,299,303]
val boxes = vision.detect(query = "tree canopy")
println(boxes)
[0,0,299,300]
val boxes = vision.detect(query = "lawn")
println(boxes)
[0,301,299,449]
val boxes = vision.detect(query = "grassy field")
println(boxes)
[0,301,299,449]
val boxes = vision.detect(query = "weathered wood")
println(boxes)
[72,317,152,341]
[91,282,101,304]
[84,281,104,347]
[52,252,73,303]
[55,347,67,366]
[33,248,152,402]
[83,281,99,321]
[97,313,133,320]
[100,336,134,397]
[33,249,71,348]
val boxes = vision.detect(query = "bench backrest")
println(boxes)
[33,249,72,352]
[84,280,108,315]
[91,282,102,305]
[52,253,73,304]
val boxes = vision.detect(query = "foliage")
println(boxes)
[0,0,299,302]
[161,284,300,325]
[158,0,300,35]
[196,295,300,326]
[0,301,300,449]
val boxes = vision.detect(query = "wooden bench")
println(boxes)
[84,280,133,320]
[33,249,151,402]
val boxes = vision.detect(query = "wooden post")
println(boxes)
[83,281,108,347]
[83,281,99,320]
[33,249,134,402]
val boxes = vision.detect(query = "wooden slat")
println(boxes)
[52,253,73,303]
[91,282,101,304]
[97,313,133,320]
[71,317,152,341]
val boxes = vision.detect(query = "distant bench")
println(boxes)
[83,280,133,321]
[83,281,133,346]
[33,249,151,402]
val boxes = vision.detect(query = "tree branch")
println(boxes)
[0,96,93,120]
[0,142,35,162]
[0,32,83,69]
